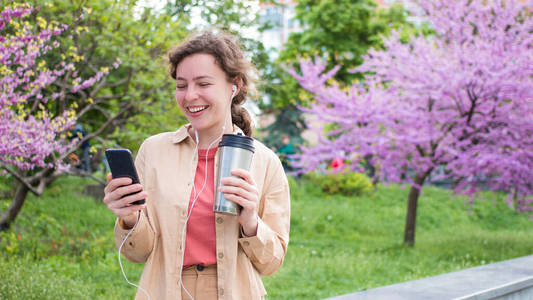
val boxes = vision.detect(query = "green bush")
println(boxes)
[303,171,373,196]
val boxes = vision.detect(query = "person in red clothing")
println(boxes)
[331,157,345,170]
[102,31,290,300]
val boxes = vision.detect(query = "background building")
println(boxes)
[258,1,302,59]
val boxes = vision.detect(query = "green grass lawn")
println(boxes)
[1,175,533,299]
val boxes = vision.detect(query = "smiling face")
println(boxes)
[175,53,235,138]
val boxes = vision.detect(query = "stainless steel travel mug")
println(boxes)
[214,134,255,215]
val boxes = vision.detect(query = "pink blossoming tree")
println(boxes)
[0,3,121,230]
[289,0,533,246]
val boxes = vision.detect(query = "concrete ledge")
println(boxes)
[327,255,533,300]
[457,276,533,300]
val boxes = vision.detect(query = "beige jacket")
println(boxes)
[114,125,290,300]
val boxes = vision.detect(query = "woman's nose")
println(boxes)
[184,86,198,101]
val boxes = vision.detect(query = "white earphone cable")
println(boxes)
[118,212,152,300]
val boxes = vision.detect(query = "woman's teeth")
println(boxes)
[188,106,208,113]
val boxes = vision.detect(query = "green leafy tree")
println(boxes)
[262,0,410,149]
[280,0,408,83]
[261,104,306,150]
[33,0,190,155]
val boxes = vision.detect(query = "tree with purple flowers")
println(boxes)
[1,4,72,172]
[0,3,122,230]
[289,0,533,246]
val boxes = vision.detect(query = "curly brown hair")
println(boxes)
[167,31,256,137]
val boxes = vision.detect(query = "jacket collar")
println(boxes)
[171,124,245,144]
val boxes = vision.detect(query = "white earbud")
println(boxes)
[194,129,199,144]
[231,85,237,99]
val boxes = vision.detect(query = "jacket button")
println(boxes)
[219,288,224,296]
[216,217,223,224]
[218,252,224,259]
[243,241,250,247]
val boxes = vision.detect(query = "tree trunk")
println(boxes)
[0,183,29,231]
[0,168,59,231]
[403,172,430,247]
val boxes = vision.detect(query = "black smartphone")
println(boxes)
[105,149,145,205]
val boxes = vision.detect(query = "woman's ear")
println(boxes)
[231,85,237,99]
[232,77,243,95]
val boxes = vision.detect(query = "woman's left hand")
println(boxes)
[218,169,259,237]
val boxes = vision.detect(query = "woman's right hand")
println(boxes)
[103,173,148,228]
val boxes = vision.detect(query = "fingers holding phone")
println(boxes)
[104,175,147,217]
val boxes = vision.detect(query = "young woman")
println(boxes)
[103,31,290,300]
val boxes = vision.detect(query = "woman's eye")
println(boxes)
[199,82,211,87]
[176,85,186,89]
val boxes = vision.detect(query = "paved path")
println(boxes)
[326,255,533,300]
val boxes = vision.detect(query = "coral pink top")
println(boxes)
[182,148,218,269]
